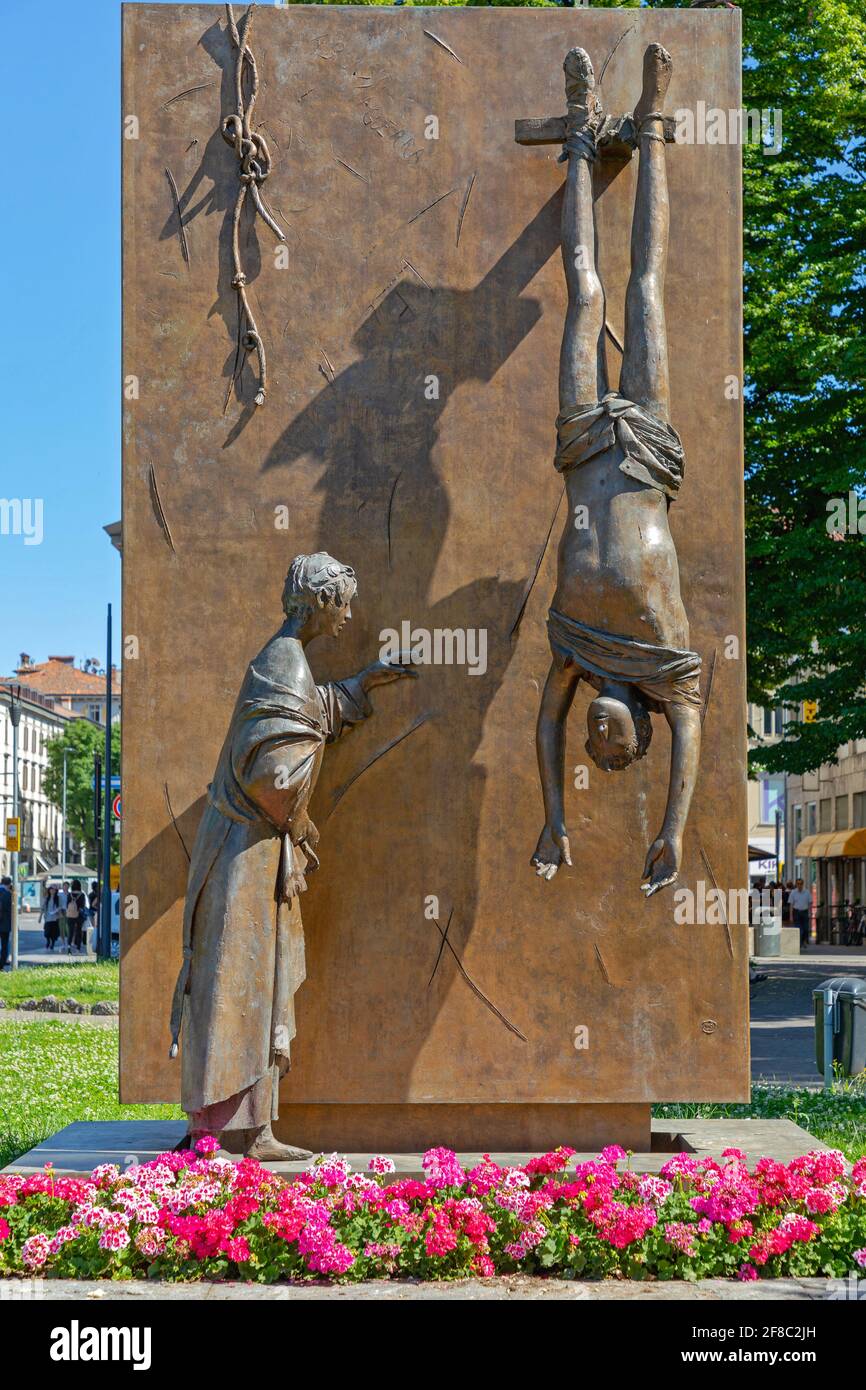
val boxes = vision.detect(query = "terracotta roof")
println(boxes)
[0,684,74,720]
[2,659,121,698]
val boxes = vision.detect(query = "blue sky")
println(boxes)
[0,2,149,678]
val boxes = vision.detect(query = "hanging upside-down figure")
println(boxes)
[531,43,702,897]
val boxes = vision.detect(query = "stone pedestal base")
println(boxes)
[3,1117,827,1177]
[272,1103,651,1155]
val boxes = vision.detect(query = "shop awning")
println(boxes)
[795,829,866,859]
[748,843,778,862]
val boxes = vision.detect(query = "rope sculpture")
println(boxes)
[222,3,286,408]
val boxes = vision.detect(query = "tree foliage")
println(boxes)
[739,0,866,773]
[43,721,120,864]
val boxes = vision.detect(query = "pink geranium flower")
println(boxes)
[422,1147,467,1189]
[368,1155,396,1175]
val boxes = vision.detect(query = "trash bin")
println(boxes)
[837,977,866,1077]
[813,977,864,1078]
[754,905,782,957]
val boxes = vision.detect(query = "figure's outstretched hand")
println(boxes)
[531,822,573,881]
[641,833,681,897]
[362,653,419,690]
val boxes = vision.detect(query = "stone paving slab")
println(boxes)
[4,1116,830,1177]
[0,1276,838,1301]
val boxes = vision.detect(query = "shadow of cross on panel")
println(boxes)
[257,190,564,1059]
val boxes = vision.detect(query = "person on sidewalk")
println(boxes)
[57,880,70,948]
[40,884,61,950]
[0,876,12,971]
[790,878,812,949]
[66,879,88,953]
[88,880,99,940]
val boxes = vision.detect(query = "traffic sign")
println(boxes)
[5,818,20,853]
[112,793,122,821]
[92,774,121,791]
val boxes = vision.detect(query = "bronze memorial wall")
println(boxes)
[121,3,748,1153]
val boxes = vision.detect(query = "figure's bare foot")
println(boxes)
[245,1124,312,1162]
[563,47,604,136]
[531,823,573,881]
[633,43,673,126]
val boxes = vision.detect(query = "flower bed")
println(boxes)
[1,1141,865,1284]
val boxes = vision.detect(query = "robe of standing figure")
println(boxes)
[169,630,371,1133]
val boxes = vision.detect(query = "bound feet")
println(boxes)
[633,42,673,129]
[563,48,604,158]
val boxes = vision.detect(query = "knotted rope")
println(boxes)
[222,4,286,408]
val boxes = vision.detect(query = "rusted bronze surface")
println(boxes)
[122,5,748,1135]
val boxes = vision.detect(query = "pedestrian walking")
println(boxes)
[40,884,61,950]
[790,877,812,949]
[0,875,12,971]
[88,880,99,944]
[66,879,88,953]
[57,880,70,947]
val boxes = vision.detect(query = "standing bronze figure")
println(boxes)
[169,554,415,1159]
[527,45,702,896]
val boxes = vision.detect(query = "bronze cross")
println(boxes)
[514,111,676,160]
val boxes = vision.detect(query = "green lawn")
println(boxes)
[0,960,119,1007]
[0,1020,181,1169]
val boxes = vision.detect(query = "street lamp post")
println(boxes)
[60,747,68,877]
[100,605,113,960]
[8,685,22,971]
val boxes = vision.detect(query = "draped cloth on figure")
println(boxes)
[169,645,371,1131]
[555,391,686,502]
[548,608,702,711]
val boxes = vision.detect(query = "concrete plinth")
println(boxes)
[3,1116,832,1178]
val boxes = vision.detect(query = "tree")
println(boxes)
[43,721,121,866]
[739,0,866,774]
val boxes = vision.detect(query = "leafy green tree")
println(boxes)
[43,722,120,866]
[738,0,866,774]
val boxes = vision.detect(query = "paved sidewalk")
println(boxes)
[0,1275,842,1301]
[750,953,866,1085]
[7,917,97,967]
[0,1009,116,1027]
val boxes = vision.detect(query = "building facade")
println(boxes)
[747,702,788,881]
[787,739,866,942]
[0,685,73,877]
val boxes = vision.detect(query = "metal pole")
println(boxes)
[9,686,21,971]
[823,991,835,1091]
[93,751,101,948]
[100,605,113,960]
[61,749,68,878]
